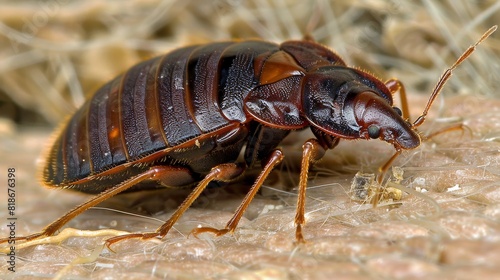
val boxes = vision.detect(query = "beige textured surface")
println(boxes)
[1,96,500,279]
[0,0,500,279]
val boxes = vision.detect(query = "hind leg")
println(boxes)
[0,166,197,245]
[104,163,245,248]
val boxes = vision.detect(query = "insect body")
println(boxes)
[1,26,496,247]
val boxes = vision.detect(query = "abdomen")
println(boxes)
[42,41,279,191]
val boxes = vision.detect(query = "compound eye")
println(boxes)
[367,124,380,139]
[392,106,402,116]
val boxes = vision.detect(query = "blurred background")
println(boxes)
[0,0,500,279]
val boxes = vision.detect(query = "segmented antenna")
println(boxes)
[412,25,497,128]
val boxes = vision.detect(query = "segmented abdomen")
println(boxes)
[43,41,279,187]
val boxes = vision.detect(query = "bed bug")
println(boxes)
[1,26,495,248]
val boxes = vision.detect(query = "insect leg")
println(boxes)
[0,166,195,245]
[105,162,246,248]
[385,78,410,121]
[371,147,403,206]
[423,123,472,141]
[190,149,284,237]
[295,139,326,243]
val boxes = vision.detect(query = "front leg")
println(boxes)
[295,138,329,243]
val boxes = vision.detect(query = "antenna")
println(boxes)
[412,25,497,128]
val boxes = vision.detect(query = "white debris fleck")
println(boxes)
[447,184,461,192]
[413,177,426,186]
[174,77,184,89]
[95,262,114,269]
[260,204,279,215]
[415,187,428,193]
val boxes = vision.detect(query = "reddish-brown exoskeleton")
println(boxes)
[1,26,496,248]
